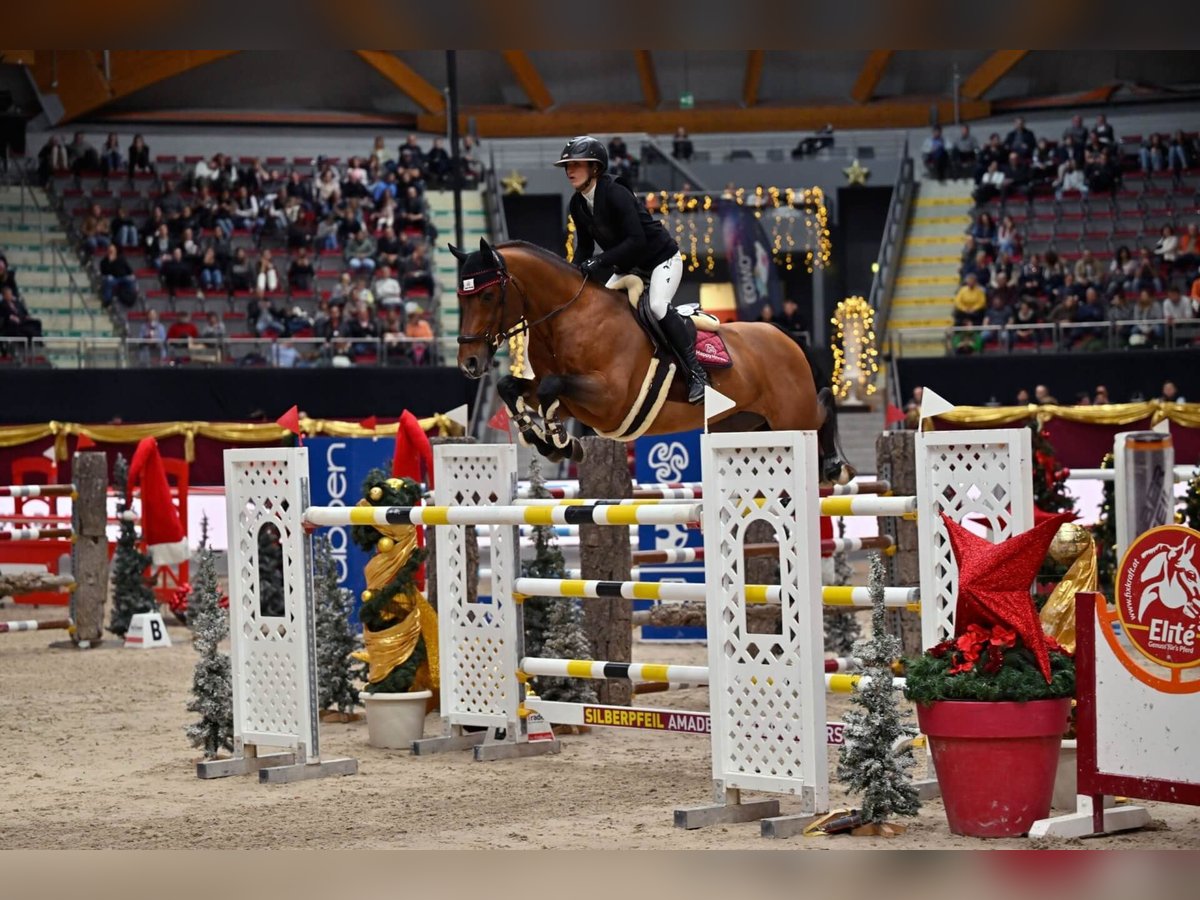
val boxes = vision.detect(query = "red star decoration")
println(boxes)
[942,512,1072,682]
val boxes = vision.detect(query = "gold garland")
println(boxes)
[1039,523,1098,654]
[0,413,464,462]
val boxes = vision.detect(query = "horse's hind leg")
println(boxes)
[816,387,856,485]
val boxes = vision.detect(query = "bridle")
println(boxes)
[456,250,589,356]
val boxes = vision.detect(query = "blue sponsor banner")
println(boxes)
[306,436,395,625]
[718,200,782,321]
[634,430,705,641]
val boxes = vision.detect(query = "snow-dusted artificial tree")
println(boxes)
[537,598,598,704]
[519,456,564,662]
[107,453,157,637]
[836,553,920,832]
[824,518,862,655]
[314,533,360,715]
[185,543,234,758]
[257,523,286,618]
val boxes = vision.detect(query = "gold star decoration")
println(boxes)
[501,169,528,195]
[843,159,870,185]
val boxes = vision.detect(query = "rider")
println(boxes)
[554,135,710,404]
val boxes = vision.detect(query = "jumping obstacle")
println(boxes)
[517,480,892,500]
[0,453,109,647]
[0,618,72,634]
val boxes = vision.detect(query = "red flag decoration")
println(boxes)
[488,405,511,433]
[885,403,907,426]
[128,437,189,566]
[276,405,302,444]
[941,513,1071,682]
[393,410,434,487]
[360,415,378,432]
[76,434,97,450]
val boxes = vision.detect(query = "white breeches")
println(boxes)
[606,254,682,320]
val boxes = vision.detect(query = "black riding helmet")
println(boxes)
[553,135,608,174]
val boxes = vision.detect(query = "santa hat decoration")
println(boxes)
[128,437,189,566]
[392,410,434,488]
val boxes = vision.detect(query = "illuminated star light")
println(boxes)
[843,159,870,185]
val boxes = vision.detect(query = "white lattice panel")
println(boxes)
[224,448,318,761]
[915,429,1032,649]
[703,432,826,808]
[433,444,518,731]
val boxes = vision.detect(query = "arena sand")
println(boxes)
[1,610,1197,850]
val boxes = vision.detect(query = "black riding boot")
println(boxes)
[659,306,709,404]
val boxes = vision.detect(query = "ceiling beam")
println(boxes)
[742,50,764,107]
[418,97,992,138]
[357,50,445,115]
[30,51,237,124]
[850,50,893,104]
[0,50,35,65]
[634,50,659,110]
[502,51,553,111]
[960,50,1029,101]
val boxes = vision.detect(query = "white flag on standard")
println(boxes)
[704,386,737,428]
[919,387,956,425]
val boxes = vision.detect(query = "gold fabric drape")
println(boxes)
[1039,529,1099,654]
[0,414,462,462]
[929,400,1200,429]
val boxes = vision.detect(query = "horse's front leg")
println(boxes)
[537,375,588,463]
[497,374,561,459]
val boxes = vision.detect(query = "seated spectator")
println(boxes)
[1084,149,1121,194]
[343,156,370,198]
[374,193,397,234]
[1093,384,1111,405]
[1131,250,1162,295]
[404,302,435,365]
[1128,289,1164,347]
[1175,223,1199,272]
[1106,290,1133,343]
[81,204,111,253]
[1034,384,1059,405]
[370,135,391,173]
[1047,292,1080,330]
[370,170,399,206]
[67,131,99,175]
[1011,298,1043,345]
[423,137,452,185]
[1042,250,1067,293]
[951,124,978,176]
[376,225,408,270]
[608,135,635,180]
[1074,249,1101,286]
[380,304,406,359]
[1062,114,1088,146]
[1093,114,1115,146]
[193,154,219,190]
[1162,285,1194,324]
[315,211,340,251]
[248,288,287,336]
[1190,268,1200,307]
[139,308,167,363]
[180,227,202,268]
[256,250,280,293]
[345,302,381,356]
[1077,286,1106,332]
[336,200,364,245]
[399,186,429,234]
[315,166,341,214]
[1006,151,1034,200]
[330,272,354,307]
[0,285,42,345]
[1031,138,1056,183]
[990,271,1017,309]
[1054,159,1087,200]
[922,126,948,181]
[160,247,193,292]
[98,244,137,308]
[99,133,122,176]
[1052,271,1086,307]
[460,134,484,183]
[349,276,375,312]
[1003,116,1036,159]
[993,250,1015,284]
[960,235,977,270]
[980,294,1013,347]
[973,133,1005,182]
[401,243,435,295]
[128,134,153,179]
[316,300,345,341]
[1110,246,1136,294]
[973,160,1007,203]
[199,311,225,348]
[288,249,315,292]
[199,248,224,294]
[1168,130,1194,175]
[953,272,987,326]
[37,135,69,184]
[1153,224,1178,264]
[673,127,694,161]
[374,265,402,310]
[964,250,993,288]
[147,223,174,269]
[969,211,997,253]
[1140,133,1166,174]
[996,215,1020,258]
[1018,253,1046,301]
[232,186,262,233]
[345,228,377,275]
[1161,381,1186,404]
[157,178,184,218]
[110,206,139,249]
[228,247,254,293]
[399,135,425,171]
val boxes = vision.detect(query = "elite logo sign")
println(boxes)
[1118,525,1200,668]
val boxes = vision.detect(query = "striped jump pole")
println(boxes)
[519,657,710,684]
[511,577,919,609]
[826,673,907,693]
[0,527,75,541]
[510,495,916,518]
[0,484,77,498]
[629,535,894,566]
[518,480,892,501]
[302,502,703,529]
[0,618,73,634]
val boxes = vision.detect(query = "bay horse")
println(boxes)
[450,238,853,483]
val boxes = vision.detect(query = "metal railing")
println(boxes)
[888,317,1200,357]
[869,142,914,342]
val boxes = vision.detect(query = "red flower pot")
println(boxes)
[917,698,1071,838]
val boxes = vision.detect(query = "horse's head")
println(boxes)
[449,237,514,379]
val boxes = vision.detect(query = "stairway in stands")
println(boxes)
[426,189,489,351]
[887,178,973,357]
[0,184,113,366]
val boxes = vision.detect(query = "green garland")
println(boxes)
[1093,452,1117,593]
[905,644,1075,704]
[350,468,428,694]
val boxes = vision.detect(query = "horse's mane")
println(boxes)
[497,240,633,313]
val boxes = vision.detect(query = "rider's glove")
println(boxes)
[578,257,603,279]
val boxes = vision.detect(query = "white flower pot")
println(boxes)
[1051,739,1078,809]
[363,690,432,749]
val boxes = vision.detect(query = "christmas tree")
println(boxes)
[538,599,598,703]
[518,456,565,663]
[1181,467,1200,533]
[107,453,158,637]
[836,553,920,831]
[185,543,234,757]
[1030,423,1076,516]
[824,518,862,655]
[171,514,212,626]
[258,523,286,618]
[1093,452,1118,593]
[314,533,361,715]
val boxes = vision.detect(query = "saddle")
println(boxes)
[610,274,733,369]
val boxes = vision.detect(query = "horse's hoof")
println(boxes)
[570,440,585,463]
